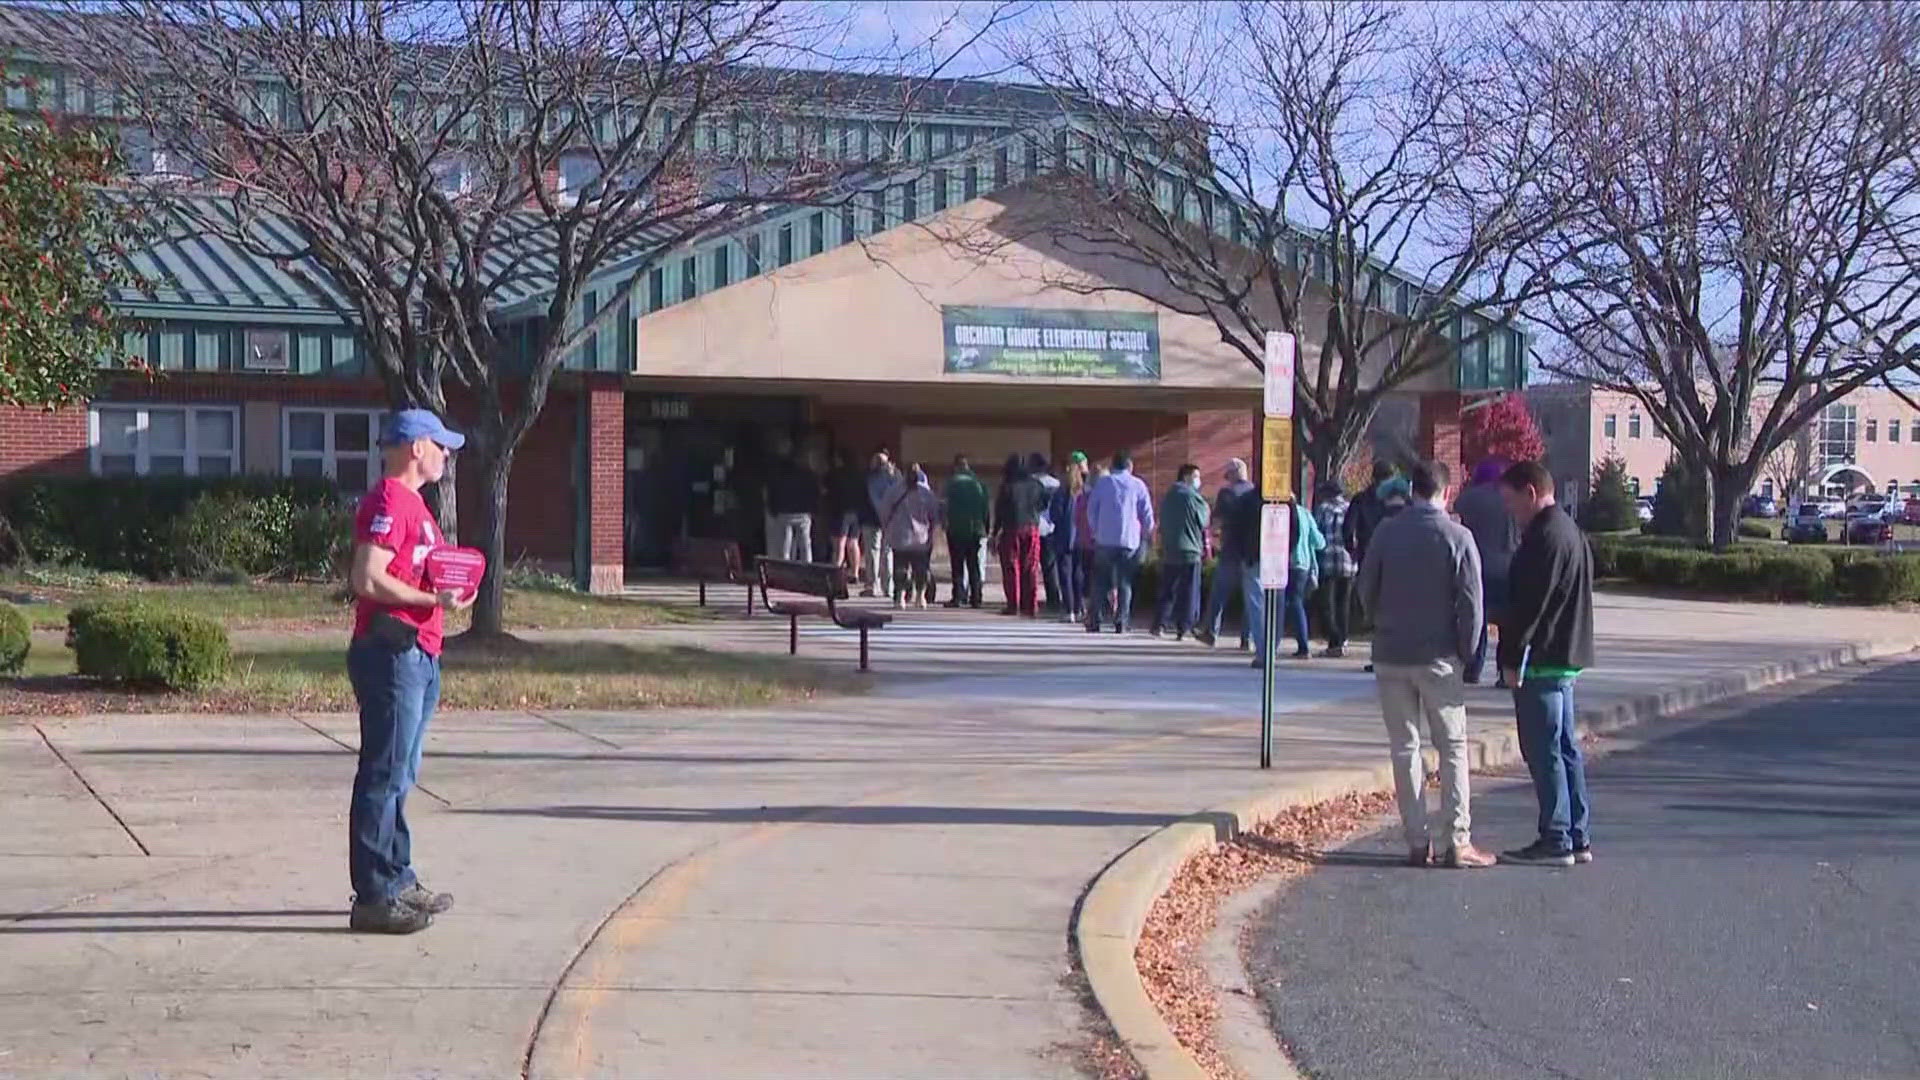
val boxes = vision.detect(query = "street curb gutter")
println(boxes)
[1073,636,1919,1080]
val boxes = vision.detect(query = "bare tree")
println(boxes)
[972,0,1557,483]
[1498,0,1920,548]
[44,0,965,634]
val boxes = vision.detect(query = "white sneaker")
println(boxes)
[892,597,904,610]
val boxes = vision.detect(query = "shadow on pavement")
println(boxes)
[459,804,1185,827]
[0,909,348,935]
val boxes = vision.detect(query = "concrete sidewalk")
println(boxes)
[1,593,1911,1078]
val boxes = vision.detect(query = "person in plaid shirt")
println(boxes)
[1313,481,1358,658]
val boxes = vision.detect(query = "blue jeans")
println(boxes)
[1280,571,1312,655]
[1092,545,1142,629]
[1202,556,1264,648]
[347,642,441,904]
[1512,676,1591,852]
[1153,559,1203,635]
[1467,573,1508,683]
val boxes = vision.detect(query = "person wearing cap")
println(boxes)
[344,408,473,934]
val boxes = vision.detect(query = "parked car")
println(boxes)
[1903,497,1920,525]
[1784,505,1829,544]
[1743,494,1779,518]
[1850,494,1892,519]
[1635,496,1655,524]
[1817,498,1849,519]
[1847,513,1895,545]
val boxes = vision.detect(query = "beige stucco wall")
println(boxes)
[634,189,1269,392]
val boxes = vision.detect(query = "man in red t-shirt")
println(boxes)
[344,409,472,934]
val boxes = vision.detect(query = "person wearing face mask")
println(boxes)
[1151,463,1210,640]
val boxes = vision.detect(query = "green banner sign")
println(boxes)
[943,305,1160,381]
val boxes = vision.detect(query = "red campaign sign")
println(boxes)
[424,546,487,600]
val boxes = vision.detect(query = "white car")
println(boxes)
[1818,499,1849,519]
[1635,497,1654,524]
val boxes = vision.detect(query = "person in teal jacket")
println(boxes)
[1278,494,1327,659]
[942,456,991,608]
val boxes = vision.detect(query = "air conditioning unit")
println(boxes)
[243,329,291,371]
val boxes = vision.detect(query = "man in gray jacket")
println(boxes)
[1357,460,1496,869]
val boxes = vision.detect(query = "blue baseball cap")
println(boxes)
[379,409,465,450]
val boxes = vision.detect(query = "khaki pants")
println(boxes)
[1373,659,1472,853]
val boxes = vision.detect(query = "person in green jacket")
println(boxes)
[1152,464,1211,639]
[942,455,991,608]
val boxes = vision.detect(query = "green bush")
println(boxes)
[0,601,28,676]
[165,491,353,581]
[71,606,231,690]
[1583,455,1642,532]
[0,475,343,579]
[1737,518,1774,540]
[1830,553,1920,604]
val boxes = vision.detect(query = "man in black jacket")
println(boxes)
[1496,461,1596,868]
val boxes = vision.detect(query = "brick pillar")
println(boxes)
[584,376,625,595]
[1419,391,1465,490]
[0,405,89,478]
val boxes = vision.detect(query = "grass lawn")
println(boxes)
[6,636,852,716]
[2,579,704,634]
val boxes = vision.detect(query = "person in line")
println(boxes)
[993,453,1050,617]
[1074,460,1107,624]
[860,449,899,599]
[344,409,474,934]
[1274,494,1327,663]
[1455,457,1519,686]
[1086,450,1155,633]
[1356,460,1497,870]
[1029,452,1064,613]
[1496,460,1597,868]
[879,463,942,609]
[1196,458,1261,650]
[765,445,820,562]
[1152,463,1210,640]
[1312,480,1357,658]
[942,455,989,608]
[1345,461,1408,673]
[825,449,867,586]
[1054,457,1087,622]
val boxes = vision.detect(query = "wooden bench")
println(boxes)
[674,537,754,615]
[755,557,892,671]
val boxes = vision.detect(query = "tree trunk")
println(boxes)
[1707,463,1745,551]
[465,444,515,637]
[434,451,459,543]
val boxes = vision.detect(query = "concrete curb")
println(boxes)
[1073,636,1920,1080]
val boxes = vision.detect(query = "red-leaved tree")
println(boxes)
[1462,392,1545,467]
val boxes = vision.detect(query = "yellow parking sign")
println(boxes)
[1261,416,1293,500]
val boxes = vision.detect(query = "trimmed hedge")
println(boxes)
[69,603,231,690]
[1590,535,1920,604]
[0,475,346,579]
[0,601,27,676]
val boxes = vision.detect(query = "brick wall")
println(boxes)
[584,376,624,593]
[0,406,89,477]
[1419,391,1465,491]
[1185,409,1255,486]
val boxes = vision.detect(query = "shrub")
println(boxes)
[1831,554,1920,604]
[1582,455,1641,533]
[71,606,231,690]
[1737,518,1775,540]
[0,475,342,578]
[168,492,288,580]
[0,601,27,675]
[1649,456,1706,539]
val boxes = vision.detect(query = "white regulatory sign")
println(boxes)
[1259,502,1291,590]
[1263,331,1295,419]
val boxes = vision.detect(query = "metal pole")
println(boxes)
[1260,586,1279,769]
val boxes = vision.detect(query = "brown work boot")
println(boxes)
[1437,844,1498,869]
[1407,845,1432,868]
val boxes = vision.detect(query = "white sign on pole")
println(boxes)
[1263,331,1295,419]
[1259,502,1291,590]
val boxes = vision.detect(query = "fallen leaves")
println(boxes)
[1135,789,1395,1080]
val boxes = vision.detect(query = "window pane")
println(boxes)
[99,453,136,476]
[149,454,186,476]
[334,412,371,453]
[337,457,370,492]
[97,408,139,453]
[195,409,235,452]
[288,411,325,453]
[196,455,233,477]
[289,456,325,478]
[147,409,187,452]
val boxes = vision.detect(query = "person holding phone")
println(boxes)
[344,409,473,934]
[1496,460,1596,868]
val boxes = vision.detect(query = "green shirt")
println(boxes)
[944,471,989,537]
[1158,484,1210,562]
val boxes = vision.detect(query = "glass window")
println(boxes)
[932,169,948,212]
[869,189,886,232]
[1911,418,1919,442]
[742,234,760,277]
[995,147,1009,188]
[559,153,599,199]
[1604,414,1617,439]
[809,212,825,256]
[964,164,979,201]
[680,257,697,302]
[284,408,385,492]
[1867,418,1878,442]
[1891,420,1902,444]
[778,223,794,267]
[648,268,665,311]
[90,405,238,477]
[902,179,917,221]
[713,245,731,288]
[1628,413,1641,439]
[1396,281,1412,316]
[836,204,853,247]
[1819,404,1857,466]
